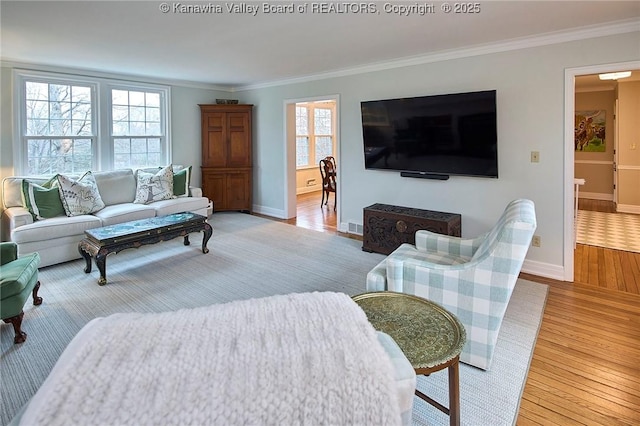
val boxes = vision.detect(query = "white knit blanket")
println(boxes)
[21,292,401,426]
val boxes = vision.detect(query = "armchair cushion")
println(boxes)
[0,253,40,302]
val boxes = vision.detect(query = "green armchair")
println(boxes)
[1,242,42,343]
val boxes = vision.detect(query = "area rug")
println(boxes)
[577,209,640,253]
[0,212,547,426]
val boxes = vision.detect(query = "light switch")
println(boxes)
[531,151,540,163]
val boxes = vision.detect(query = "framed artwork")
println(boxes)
[575,110,606,152]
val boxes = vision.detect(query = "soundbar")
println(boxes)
[400,171,450,180]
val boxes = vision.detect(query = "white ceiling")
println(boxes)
[2,1,639,89]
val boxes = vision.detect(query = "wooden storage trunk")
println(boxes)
[362,204,462,255]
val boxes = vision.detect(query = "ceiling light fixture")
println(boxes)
[598,71,632,80]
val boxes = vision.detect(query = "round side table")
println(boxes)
[353,291,466,426]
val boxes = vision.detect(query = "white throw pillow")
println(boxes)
[134,165,175,204]
[57,171,106,216]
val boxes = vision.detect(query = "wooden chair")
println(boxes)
[319,156,337,211]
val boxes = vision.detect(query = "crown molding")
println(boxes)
[0,59,235,92]
[235,18,640,92]
[2,18,638,93]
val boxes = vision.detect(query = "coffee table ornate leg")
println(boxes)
[78,244,92,273]
[95,249,108,286]
[448,357,461,426]
[201,222,213,254]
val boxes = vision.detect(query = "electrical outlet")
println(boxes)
[531,151,540,163]
[532,235,541,247]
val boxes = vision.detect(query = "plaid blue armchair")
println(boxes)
[366,199,537,370]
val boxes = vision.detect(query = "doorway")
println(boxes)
[564,61,640,281]
[283,95,340,232]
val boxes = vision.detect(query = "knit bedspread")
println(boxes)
[20,292,401,426]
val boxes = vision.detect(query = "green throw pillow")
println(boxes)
[21,176,65,220]
[173,166,192,197]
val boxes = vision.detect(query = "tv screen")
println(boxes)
[361,90,498,178]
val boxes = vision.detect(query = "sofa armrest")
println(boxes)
[0,242,18,265]
[189,186,202,198]
[415,229,486,258]
[1,207,33,241]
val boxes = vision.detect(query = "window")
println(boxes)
[112,89,163,169]
[295,101,335,169]
[23,80,95,175]
[295,106,310,167]
[16,70,170,175]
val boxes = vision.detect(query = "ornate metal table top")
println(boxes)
[352,292,466,370]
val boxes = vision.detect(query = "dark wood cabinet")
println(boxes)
[200,104,252,212]
[362,203,461,255]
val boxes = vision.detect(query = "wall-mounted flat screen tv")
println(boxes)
[361,90,498,179]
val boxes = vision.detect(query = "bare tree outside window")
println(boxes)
[24,81,94,175]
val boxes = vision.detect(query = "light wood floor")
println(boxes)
[273,192,640,425]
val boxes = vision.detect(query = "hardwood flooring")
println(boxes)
[574,199,640,294]
[272,192,640,425]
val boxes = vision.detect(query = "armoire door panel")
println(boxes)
[228,131,251,167]
[226,173,251,210]
[202,172,226,209]
[203,130,226,167]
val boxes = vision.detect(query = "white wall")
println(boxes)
[239,32,640,277]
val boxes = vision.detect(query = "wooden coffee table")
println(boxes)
[352,291,466,426]
[78,212,212,285]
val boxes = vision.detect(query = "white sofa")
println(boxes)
[1,168,209,268]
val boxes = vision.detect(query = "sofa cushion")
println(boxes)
[134,165,174,204]
[57,172,106,216]
[93,203,156,226]
[151,197,209,217]
[11,215,102,244]
[21,176,65,220]
[93,169,136,206]
[173,166,192,197]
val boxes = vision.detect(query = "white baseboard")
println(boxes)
[296,187,321,195]
[251,204,286,219]
[616,204,640,214]
[579,192,613,201]
[521,259,565,281]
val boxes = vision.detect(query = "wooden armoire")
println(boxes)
[199,104,253,212]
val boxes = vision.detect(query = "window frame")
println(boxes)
[13,69,171,176]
